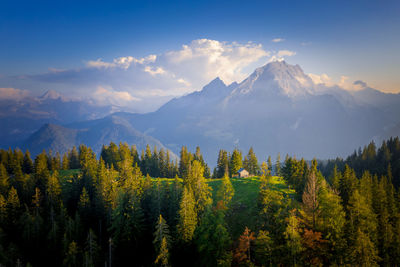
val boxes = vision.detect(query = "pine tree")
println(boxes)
[284,209,303,267]
[63,241,80,267]
[347,189,377,242]
[229,149,242,177]
[84,229,100,267]
[246,147,260,175]
[195,208,232,266]
[216,173,234,209]
[350,228,380,266]
[276,153,281,176]
[47,170,61,207]
[69,146,80,169]
[267,156,272,174]
[22,150,34,174]
[338,164,358,208]
[154,215,171,266]
[153,215,171,250]
[62,153,70,170]
[0,163,9,196]
[217,150,229,178]
[319,185,346,264]
[187,160,212,214]
[255,230,273,266]
[155,237,169,267]
[177,186,197,242]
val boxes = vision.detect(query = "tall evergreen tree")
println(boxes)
[177,186,197,242]
[216,173,234,209]
[284,209,303,267]
[229,149,242,177]
[217,150,229,178]
[276,153,281,176]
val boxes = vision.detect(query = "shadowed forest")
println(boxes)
[0,137,400,266]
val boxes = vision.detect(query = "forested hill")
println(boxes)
[0,139,399,266]
[319,136,400,188]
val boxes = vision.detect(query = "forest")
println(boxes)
[0,138,400,266]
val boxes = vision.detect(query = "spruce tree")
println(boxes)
[22,150,34,174]
[0,164,9,196]
[276,153,281,177]
[229,149,242,177]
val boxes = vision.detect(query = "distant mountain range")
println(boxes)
[3,61,400,164]
[0,90,119,148]
[23,116,174,157]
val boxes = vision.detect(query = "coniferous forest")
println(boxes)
[0,138,400,266]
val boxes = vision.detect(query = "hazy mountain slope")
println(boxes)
[22,115,176,157]
[0,90,119,148]
[22,124,78,155]
[17,61,400,164]
[120,61,397,164]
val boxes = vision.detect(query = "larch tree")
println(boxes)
[284,209,303,267]
[301,171,321,229]
[177,186,197,242]
[187,160,212,215]
[234,227,255,265]
[0,164,9,196]
[216,173,234,209]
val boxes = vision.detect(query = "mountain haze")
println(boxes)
[22,115,176,158]
[15,61,400,164]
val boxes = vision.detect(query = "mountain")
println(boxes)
[22,115,176,157]
[16,61,400,165]
[113,61,398,164]
[0,91,118,149]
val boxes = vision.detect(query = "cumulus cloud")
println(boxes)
[268,50,297,62]
[0,87,30,100]
[308,73,369,91]
[92,86,140,106]
[308,73,334,86]
[277,50,296,57]
[272,38,285,43]
[86,55,157,70]
[144,66,166,76]
[159,39,270,85]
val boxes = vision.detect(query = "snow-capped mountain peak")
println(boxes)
[228,60,316,99]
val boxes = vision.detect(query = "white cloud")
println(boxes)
[144,66,166,76]
[308,73,367,91]
[92,86,140,106]
[268,50,297,62]
[0,87,30,100]
[86,59,117,69]
[86,54,157,70]
[308,73,334,86]
[160,39,270,85]
[272,38,285,43]
[277,50,296,57]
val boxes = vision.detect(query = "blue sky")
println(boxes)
[0,0,399,110]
